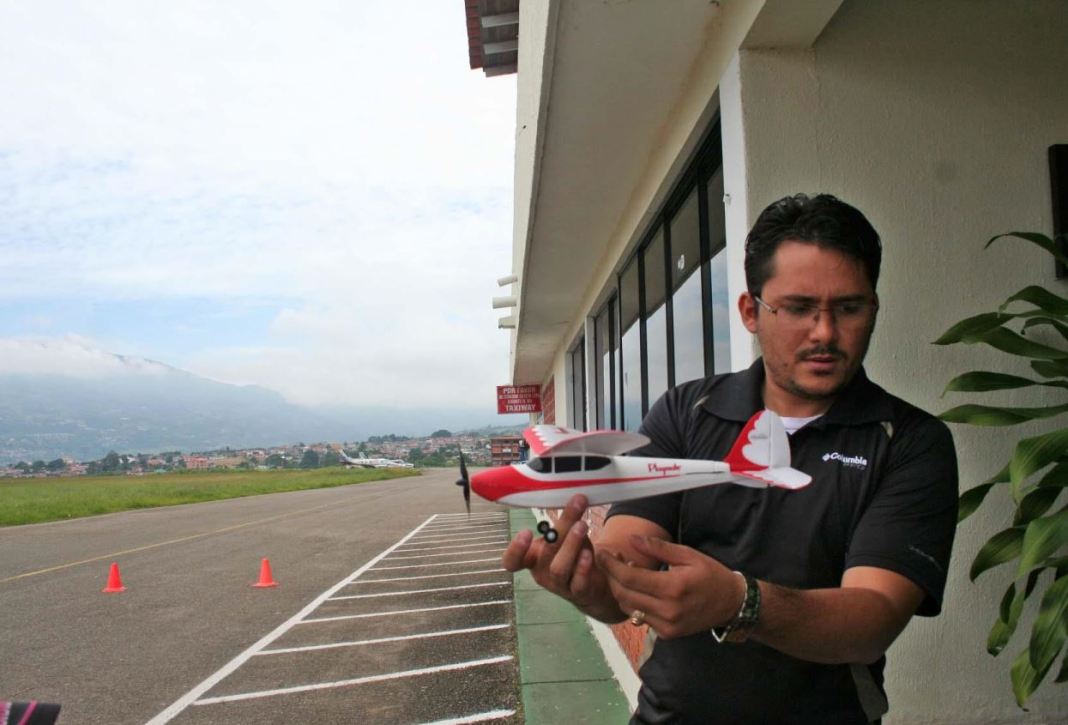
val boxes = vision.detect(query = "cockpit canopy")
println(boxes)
[525,455,611,473]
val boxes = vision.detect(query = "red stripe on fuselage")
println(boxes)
[471,465,682,502]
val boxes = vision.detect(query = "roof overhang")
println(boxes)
[510,0,843,385]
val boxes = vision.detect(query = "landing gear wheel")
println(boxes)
[537,520,551,535]
[544,528,559,543]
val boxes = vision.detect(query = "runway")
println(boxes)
[0,469,519,724]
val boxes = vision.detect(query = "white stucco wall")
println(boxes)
[732,0,1068,720]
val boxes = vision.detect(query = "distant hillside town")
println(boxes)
[0,428,527,479]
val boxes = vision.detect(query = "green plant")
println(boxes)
[934,232,1068,706]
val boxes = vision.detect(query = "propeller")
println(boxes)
[456,451,471,515]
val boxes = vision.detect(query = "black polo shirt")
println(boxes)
[608,360,958,724]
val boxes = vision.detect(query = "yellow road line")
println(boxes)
[0,502,337,585]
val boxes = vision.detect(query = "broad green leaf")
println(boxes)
[939,403,1068,427]
[959,482,996,523]
[972,526,1024,581]
[980,327,1068,361]
[987,232,1068,267]
[1033,359,1068,378]
[990,582,1025,655]
[943,371,1047,393]
[1038,463,1068,489]
[1017,508,1068,576]
[1029,574,1068,674]
[1010,429,1068,495]
[1022,317,1068,345]
[934,312,1014,345]
[1001,286,1068,317]
[1015,487,1064,526]
[1056,650,1068,683]
[1012,646,1046,706]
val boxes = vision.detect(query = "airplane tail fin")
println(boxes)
[724,411,811,490]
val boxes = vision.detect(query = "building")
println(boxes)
[489,435,522,466]
[466,0,1068,721]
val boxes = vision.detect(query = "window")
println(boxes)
[527,457,549,473]
[568,340,586,430]
[705,168,730,374]
[644,230,668,406]
[554,456,582,473]
[619,261,642,431]
[594,299,617,429]
[671,187,705,385]
[584,456,611,471]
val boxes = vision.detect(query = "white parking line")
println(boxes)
[192,656,514,705]
[407,533,508,545]
[421,522,507,532]
[396,540,509,553]
[147,514,439,724]
[300,600,510,624]
[372,557,500,571]
[258,624,509,655]
[328,582,509,600]
[385,548,504,561]
[418,709,517,724]
[355,568,505,584]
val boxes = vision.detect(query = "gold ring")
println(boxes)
[629,609,646,626]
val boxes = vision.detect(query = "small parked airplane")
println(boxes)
[338,451,414,469]
[456,410,810,542]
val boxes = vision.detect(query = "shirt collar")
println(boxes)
[699,358,893,426]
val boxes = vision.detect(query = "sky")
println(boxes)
[0,1,521,415]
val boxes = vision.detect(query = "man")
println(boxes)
[503,194,958,723]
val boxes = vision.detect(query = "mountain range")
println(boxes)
[0,342,520,464]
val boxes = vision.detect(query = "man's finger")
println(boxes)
[547,519,589,584]
[502,529,533,572]
[553,494,590,534]
[595,548,663,597]
[629,534,700,567]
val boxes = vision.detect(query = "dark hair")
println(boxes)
[744,194,881,295]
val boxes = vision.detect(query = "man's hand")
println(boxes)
[596,534,745,639]
[501,495,624,622]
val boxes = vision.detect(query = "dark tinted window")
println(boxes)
[554,456,582,473]
[527,457,549,473]
[584,456,611,471]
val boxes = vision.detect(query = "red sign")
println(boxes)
[497,384,542,414]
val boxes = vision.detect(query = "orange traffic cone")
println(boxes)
[102,562,126,593]
[252,558,278,588]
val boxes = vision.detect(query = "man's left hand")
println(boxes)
[596,534,745,639]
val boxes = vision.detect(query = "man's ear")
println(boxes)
[738,292,758,333]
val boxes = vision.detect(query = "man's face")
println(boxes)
[739,240,877,411]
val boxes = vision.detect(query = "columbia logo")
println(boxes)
[822,451,868,469]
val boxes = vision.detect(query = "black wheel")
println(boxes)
[537,520,551,535]
[544,528,559,543]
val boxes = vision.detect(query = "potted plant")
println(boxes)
[934,232,1068,706]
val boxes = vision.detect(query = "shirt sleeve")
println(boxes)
[845,414,959,616]
[604,387,689,539]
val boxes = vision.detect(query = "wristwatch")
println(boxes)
[711,571,760,644]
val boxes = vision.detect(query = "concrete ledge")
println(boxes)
[509,509,631,723]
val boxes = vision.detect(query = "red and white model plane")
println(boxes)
[457,410,811,542]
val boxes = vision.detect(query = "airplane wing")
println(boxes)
[523,425,651,457]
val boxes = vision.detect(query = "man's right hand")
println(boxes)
[501,494,626,623]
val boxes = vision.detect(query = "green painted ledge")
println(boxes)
[509,509,632,724]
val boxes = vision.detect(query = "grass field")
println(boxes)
[0,467,421,527]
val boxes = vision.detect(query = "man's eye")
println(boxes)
[835,303,865,316]
[783,304,816,317]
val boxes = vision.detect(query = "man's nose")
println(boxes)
[808,308,838,342]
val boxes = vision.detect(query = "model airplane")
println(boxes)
[456,410,810,542]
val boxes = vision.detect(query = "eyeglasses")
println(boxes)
[753,295,878,330]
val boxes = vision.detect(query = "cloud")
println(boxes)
[0,1,520,412]
[0,336,170,378]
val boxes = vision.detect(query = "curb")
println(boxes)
[509,509,632,724]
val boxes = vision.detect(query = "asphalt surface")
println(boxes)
[0,469,520,724]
